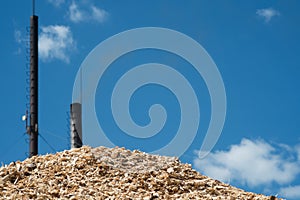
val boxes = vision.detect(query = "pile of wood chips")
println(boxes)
[0,146,281,199]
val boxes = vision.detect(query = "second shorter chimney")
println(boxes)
[70,103,82,148]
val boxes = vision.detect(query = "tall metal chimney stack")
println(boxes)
[28,0,39,157]
[70,103,83,148]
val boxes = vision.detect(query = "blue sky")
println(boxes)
[1,0,300,199]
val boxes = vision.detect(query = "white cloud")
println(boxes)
[48,0,65,7]
[279,185,300,199]
[14,29,25,55]
[194,138,300,187]
[68,1,108,23]
[14,30,22,44]
[69,1,85,23]
[256,8,280,23]
[91,5,108,23]
[39,25,75,63]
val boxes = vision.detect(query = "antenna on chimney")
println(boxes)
[32,0,35,15]
[25,0,39,157]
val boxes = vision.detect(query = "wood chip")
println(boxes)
[0,146,283,199]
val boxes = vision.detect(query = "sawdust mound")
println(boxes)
[0,146,280,199]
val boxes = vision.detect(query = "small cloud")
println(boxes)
[39,25,75,63]
[68,1,108,23]
[14,30,22,44]
[14,29,26,55]
[256,8,280,23]
[193,138,300,187]
[279,185,300,199]
[69,1,85,23]
[48,0,65,7]
[91,5,108,23]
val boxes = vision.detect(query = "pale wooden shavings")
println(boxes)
[0,146,282,200]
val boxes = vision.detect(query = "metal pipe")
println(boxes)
[29,15,38,157]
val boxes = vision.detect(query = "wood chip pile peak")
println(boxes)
[0,146,281,199]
